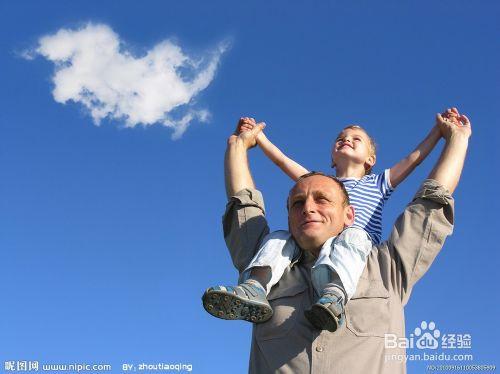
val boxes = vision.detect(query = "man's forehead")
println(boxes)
[289,175,340,196]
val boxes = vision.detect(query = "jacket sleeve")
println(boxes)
[387,179,454,305]
[222,188,270,275]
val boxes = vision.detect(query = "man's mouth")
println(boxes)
[301,220,322,227]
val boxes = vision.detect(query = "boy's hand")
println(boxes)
[436,107,472,141]
[237,117,267,143]
[231,117,266,149]
[441,107,461,125]
[237,117,257,134]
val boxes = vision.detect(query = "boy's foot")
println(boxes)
[304,293,345,332]
[202,280,273,323]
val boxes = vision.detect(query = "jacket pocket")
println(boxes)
[345,278,390,338]
[254,283,308,341]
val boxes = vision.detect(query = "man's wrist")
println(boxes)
[446,132,470,145]
[228,135,250,150]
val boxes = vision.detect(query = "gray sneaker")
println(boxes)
[304,293,345,332]
[202,280,273,323]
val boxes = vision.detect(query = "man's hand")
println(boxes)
[436,107,472,141]
[229,117,266,150]
[237,117,268,143]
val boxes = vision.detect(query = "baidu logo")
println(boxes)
[384,320,472,350]
[414,321,440,349]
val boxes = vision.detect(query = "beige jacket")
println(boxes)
[222,179,454,374]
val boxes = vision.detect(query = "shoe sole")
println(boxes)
[304,304,340,332]
[202,289,273,323]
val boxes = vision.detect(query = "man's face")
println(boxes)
[288,175,355,254]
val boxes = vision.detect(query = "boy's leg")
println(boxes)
[306,227,372,332]
[202,230,298,323]
[245,266,272,294]
[313,227,372,300]
[240,230,298,293]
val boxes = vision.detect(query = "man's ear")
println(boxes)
[344,205,355,227]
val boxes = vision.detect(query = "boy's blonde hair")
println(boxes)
[332,125,377,175]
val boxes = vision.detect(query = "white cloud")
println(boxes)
[28,23,227,139]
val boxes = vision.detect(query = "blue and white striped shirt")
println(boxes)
[338,169,394,244]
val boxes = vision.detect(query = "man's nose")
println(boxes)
[302,197,316,215]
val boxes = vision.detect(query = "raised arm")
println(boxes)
[224,118,266,199]
[428,110,471,194]
[257,132,309,181]
[223,118,270,273]
[388,108,471,304]
[389,125,442,188]
[238,118,309,181]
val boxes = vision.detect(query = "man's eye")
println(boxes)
[292,200,303,207]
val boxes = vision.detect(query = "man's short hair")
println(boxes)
[287,171,350,209]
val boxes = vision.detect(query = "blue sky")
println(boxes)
[1,1,498,373]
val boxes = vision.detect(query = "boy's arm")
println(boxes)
[256,132,309,181]
[389,125,442,188]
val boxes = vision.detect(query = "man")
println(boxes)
[217,110,471,373]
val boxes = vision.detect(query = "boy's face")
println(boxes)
[331,127,375,171]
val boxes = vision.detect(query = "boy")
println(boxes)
[202,109,463,332]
